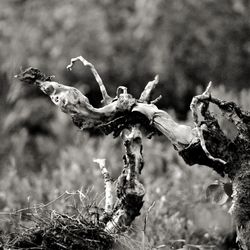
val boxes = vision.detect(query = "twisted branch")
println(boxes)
[190,82,227,165]
[67,56,112,105]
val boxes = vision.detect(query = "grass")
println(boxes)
[2,191,114,250]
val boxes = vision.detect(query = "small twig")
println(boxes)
[67,56,112,105]
[93,159,113,215]
[203,81,212,95]
[139,75,159,103]
[190,81,212,125]
[151,95,162,104]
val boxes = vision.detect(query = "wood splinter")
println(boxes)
[93,159,113,216]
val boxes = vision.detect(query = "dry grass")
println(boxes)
[2,191,115,250]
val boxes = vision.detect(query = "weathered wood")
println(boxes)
[134,84,250,248]
[17,59,250,247]
[16,67,158,137]
[151,90,250,249]
[230,167,250,250]
[105,126,145,233]
[16,63,149,235]
[66,56,112,105]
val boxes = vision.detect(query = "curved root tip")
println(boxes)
[66,56,86,71]
[66,56,112,105]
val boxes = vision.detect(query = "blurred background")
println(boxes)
[0,0,250,249]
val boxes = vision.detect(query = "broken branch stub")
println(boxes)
[139,75,160,103]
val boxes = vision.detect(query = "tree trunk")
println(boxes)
[231,166,250,250]
[146,94,250,249]
[104,125,145,234]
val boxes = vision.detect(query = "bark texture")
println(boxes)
[105,126,145,233]
[231,168,250,250]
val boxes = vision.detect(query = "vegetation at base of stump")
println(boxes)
[2,193,115,250]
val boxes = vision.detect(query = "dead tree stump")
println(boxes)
[16,56,250,249]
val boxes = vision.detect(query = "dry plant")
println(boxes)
[3,191,114,250]
[13,56,250,249]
